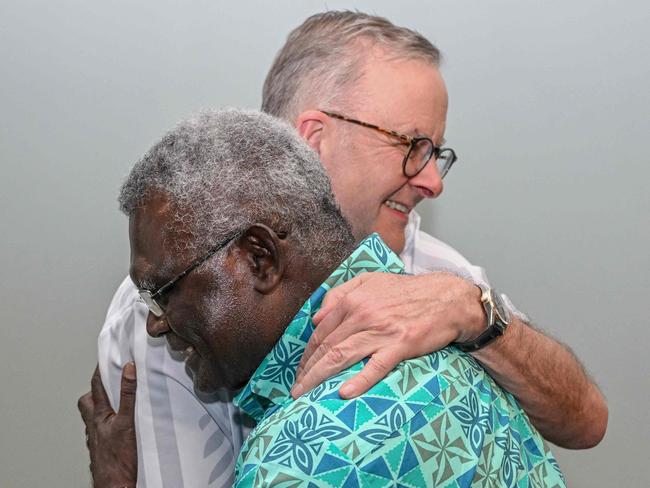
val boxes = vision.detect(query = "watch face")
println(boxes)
[493,292,511,325]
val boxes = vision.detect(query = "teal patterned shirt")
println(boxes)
[233,234,565,487]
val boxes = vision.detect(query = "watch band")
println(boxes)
[454,321,507,352]
[453,285,510,353]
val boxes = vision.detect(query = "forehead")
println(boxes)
[128,194,183,287]
[353,52,448,138]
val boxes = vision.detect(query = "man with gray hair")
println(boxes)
[80,108,565,487]
[89,10,605,488]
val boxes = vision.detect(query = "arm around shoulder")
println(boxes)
[408,231,608,449]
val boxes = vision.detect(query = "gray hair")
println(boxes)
[262,10,441,122]
[119,109,355,267]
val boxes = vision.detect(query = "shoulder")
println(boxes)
[237,350,493,481]
[238,351,564,486]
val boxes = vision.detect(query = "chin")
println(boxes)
[187,356,222,396]
[373,214,407,254]
[191,370,215,393]
[373,227,406,254]
[192,371,230,402]
[190,357,252,397]
[387,233,406,254]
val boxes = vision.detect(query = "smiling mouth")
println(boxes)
[384,199,411,214]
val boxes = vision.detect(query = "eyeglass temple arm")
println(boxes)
[151,232,241,299]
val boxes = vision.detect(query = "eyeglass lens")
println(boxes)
[139,290,165,317]
[405,141,455,179]
[437,148,455,178]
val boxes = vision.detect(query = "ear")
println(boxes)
[295,110,329,156]
[237,224,286,294]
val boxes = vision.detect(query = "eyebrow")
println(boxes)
[132,256,178,291]
[138,278,157,291]
[410,127,447,147]
[129,266,157,291]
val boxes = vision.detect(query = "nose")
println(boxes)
[407,160,444,198]
[146,312,171,338]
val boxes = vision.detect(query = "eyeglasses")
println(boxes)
[137,231,241,318]
[320,110,457,179]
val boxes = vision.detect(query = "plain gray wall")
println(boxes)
[1,0,648,486]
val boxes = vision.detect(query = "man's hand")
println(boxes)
[77,363,138,488]
[290,271,608,449]
[291,272,485,399]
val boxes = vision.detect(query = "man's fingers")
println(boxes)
[312,274,367,325]
[338,352,401,399]
[117,362,137,419]
[77,391,94,424]
[90,367,109,416]
[91,364,115,419]
[312,289,344,324]
[292,335,379,398]
[297,307,360,384]
[298,299,352,376]
[302,274,378,378]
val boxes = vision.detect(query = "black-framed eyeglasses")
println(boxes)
[137,231,241,318]
[320,110,458,179]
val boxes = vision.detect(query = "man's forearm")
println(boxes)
[291,271,608,449]
[471,317,608,449]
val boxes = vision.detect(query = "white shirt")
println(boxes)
[98,211,514,487]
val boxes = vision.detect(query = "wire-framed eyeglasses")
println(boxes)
[137,231,241,318]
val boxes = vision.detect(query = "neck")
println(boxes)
[291,235,356,292]
[263,242,353,348]
[231,238,355,391]
[234,232,404,420]
[282,250,344,315]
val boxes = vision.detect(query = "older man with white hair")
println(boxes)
[80,108,566,487]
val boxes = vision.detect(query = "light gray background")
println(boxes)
[1,0,648,486]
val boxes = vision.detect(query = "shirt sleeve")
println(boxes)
[97,276,253,487]
[352,358,565,488]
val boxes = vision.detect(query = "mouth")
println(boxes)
[383,199,411,219]
[166,334,197,358]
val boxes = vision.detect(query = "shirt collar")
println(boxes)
[233,233,405,422]
[402,210,421,257]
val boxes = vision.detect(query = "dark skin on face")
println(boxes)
[128,192,333,393]
[77,192,340,487]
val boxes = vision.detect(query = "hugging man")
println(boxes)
[80,108,566,487]
[85,10,605,488]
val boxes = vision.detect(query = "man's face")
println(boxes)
[319,54,448,253]
[128,194,270,394]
